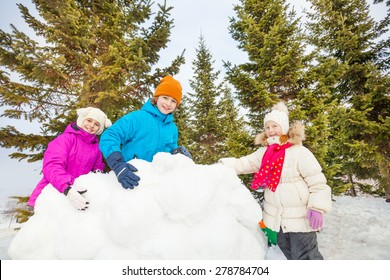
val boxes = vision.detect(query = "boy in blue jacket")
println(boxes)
[100,75,191,189]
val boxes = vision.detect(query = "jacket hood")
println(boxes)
[254,121,306,146]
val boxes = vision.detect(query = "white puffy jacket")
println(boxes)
[219,123,332,233]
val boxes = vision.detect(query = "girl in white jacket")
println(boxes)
[219,102,332,260]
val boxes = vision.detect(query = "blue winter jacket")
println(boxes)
[99,99,179,162]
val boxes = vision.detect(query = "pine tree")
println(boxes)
[373,0,390,72]
[306,0,390,197]
[218,87,253,159]
[187,36,225,164]
[2,196,34,224]
[218,87,255,194]
[0,0,184,162]
[226,0,339,194]
[174,97,193,149]
[291,77,341,193]
[226,0,306,130]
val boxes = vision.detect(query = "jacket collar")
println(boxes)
[65,123,99,144]
[141,99,174,124]
[254,122,306,146]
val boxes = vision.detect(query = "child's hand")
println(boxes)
[64,185,89,210]
[106,151,140,189]
[170,146,192,159]
[115,162,140,189]
[259,220,278,245]
[307,209,324,230]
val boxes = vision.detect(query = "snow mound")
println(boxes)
[8,152,267,259]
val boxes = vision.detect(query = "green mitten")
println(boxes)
[259,220,278,245]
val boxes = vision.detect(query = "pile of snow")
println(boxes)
[8,152,267,260]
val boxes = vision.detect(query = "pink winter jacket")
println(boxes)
[27,123,105,207]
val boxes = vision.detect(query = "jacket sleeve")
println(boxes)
[298,147,332,213]
[93,151,105,172]
[218,147,266,175]
[42,134,75,193]
[99,113,135,159]
[169,124,179,151]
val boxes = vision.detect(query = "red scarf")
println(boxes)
[250,142,293,192]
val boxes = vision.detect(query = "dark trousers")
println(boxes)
[277,229,323,260]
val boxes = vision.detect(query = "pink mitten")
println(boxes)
[307,209,324,230]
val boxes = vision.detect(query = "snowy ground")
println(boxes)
[1,195,389,260]
[0,226,17,260]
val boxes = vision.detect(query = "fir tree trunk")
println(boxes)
[378,159,390,202]
[348,173,357,197]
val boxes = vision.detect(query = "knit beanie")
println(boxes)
[153,75,183,105]
[76,107,112,135]
[263,102,289,135]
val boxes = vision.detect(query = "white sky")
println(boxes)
[0,0,388,207]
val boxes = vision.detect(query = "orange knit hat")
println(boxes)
[153,75,183,105]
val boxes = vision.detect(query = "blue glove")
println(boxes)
[170,146,192,159]
[106,151,140,189]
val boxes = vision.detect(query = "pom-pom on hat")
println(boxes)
[76,107,112,135]
[153,75,183,105]
[264,102,289,135]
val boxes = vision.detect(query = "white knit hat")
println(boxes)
[76,107,112,135]
[264,102,289,134]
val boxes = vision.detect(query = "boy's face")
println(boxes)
[156,95,178,114]
[80,118,101,135]
[264,121,283,137]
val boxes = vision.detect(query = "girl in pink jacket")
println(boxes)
[28,107,112,210]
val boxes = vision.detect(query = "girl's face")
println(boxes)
[265,121,283,137]
[80,118,101,134]
[156,95,178,114]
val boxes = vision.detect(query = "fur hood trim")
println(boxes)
[254,122,306,146]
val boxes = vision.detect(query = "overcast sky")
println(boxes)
[0,0,388,207]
